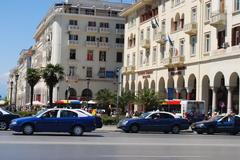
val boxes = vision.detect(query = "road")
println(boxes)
[0,129,240,160]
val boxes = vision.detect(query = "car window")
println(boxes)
[160,113,174,119]
[0,111,3,116]
[150,113,161,119]
[41,110,58,118]
[60,110,78,118]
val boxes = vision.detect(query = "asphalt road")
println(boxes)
[0,129,240,160]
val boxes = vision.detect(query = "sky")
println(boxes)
[0,0,132,99]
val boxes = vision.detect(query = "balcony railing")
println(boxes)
[122,66,135,74]
[210,11,226,28]
[86,41,97,47]
[86,26,98,33]
[171,55,185,66]
[99,27,110,34]
[68,40,79,46]
[115,43,124,49]
[68,25,80,31]
[98,42,110,48]
[140,39,150,48]
[183,22,197,35]
[162,57,172,67]
[153,32,166,44]
[66,75,80,82]
[116,29,124,34]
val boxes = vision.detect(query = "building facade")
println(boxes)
[30,0,130,104]
[121,0,240,114]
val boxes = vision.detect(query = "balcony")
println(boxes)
[68,40,79,46]
[98,42,110,48]
[184,22,197,35]
[210,11,226,28]
[66,75,80,82]
[171,55,185,66]
[153,32,166,44]
[115,43,124,49]
[162,57,172,67]
[86,26,98,33]
[99,27,110,34]
[68,25,80,31]
[116,29,124,34]
[140,39,150,48]
[122,66,135,74]
[86,41,97,48]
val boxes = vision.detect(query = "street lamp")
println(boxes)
[14,73,19,109]
[86,78,90,100]
[9,81,13,105]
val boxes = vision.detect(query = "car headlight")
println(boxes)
[11,121,17,125]
[122,120,128,125]
[199,124,205,128]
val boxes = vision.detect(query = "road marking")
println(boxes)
[100,155,202,158]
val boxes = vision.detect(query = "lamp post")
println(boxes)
[86,78,90,100]
[9,81,13,105]
[14,74,19,108]
[67,85,71,101]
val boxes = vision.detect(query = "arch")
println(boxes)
[188,74,196,100]
[202,75,211,114]
[65,87,77,99]
[167,77,175,99]
[229,72,239,114]
[125,81,129,91]
[181,13,185,28]
[143,79,149,89]
[229,72,239,87]
[131,81,135,92]
[171,18,174,32]
[214,71,225,87]
[177,75,185,89]
[159,77,166,99]
[150,80,155,91]
[81,88,93,100]
[138,81,142,92]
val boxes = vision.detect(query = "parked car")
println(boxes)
[191,114,240,135]
[117,111,189,134]
[0,108,19,130]
[10,108,96,136]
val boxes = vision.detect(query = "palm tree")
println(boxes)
[42,64,64,105]
[118,90,135,113]
[135,89,159,112]
[96,89,115,115]
[26,68,41,107]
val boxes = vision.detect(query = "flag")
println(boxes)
[168,35,174,46]
[154,16,159,27]
[151,20,157,29]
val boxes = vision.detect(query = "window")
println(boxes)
[235,0,240,11]
[132,53,136,66]
[162,0,166,12]
[42,110,58,118]
[145,49,150,65]
[86,36,96,42]
[127,54,130,66]
[85,9,94,15]
[116,38,124,44]
[146,27,150,40]
[160,113,174,119]
[99,37,108,42]
[116,52,123,62]
[88,21,96,27]
[60,110,78,118]
[191,7,197,23]
[140,51,143,66]
[100,22,109,28]
[99,67,105,78]
[116,24,124,29]
[205,3,211,21]
[69,20,77,25]
[205,33,211,52]
[162,20,166,33]
[232,26,240,46]
[70,49,76,60]
[69,34,78,40]
[179,39,184,55]
[140,30,144,40]
[152,47,157,64]
[99,51,106,61]
[87,50,93,61]
[217,30,225,49]
[190,36,197,56]
[69,66,75,76]
[86,67,92,78]
[160,44,166,59]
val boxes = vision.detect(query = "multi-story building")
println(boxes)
[121,0,240,114]
[31,0,130,104]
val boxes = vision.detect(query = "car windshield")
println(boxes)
[139,112,152,118]
[35,109,47,117]
[209,115,223,121]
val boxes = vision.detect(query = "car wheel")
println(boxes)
[172,125,180,134]
[22,124,34,135]
[230,131,238,135]
[164,131,169,134]
[130,124,139,133]
[207,127,215,134]
[196,131,203,134]
[0,121,8,130]
[72,126,84,136]
[123,129,129,133]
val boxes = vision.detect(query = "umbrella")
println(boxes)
[0,100,6,105]
[26,101,45,106]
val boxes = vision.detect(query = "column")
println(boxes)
[211,87,217,113]
[226,86,232,113]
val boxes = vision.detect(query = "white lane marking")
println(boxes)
[0,141,240,147]
[100,155,202,158]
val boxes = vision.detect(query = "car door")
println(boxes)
[142,113,161,131]
[58,110,78,132]
[35,110,59,132]
[216,116,235,132]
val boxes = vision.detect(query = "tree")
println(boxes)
[26,68,41,107]
[42,64,64,106]
[96,89,115,115]
[118,90,135,113]
[135,89,159,112]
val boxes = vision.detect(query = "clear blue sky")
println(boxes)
[0,0,131,99]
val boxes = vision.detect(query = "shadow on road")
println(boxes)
[12,133,104,137]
